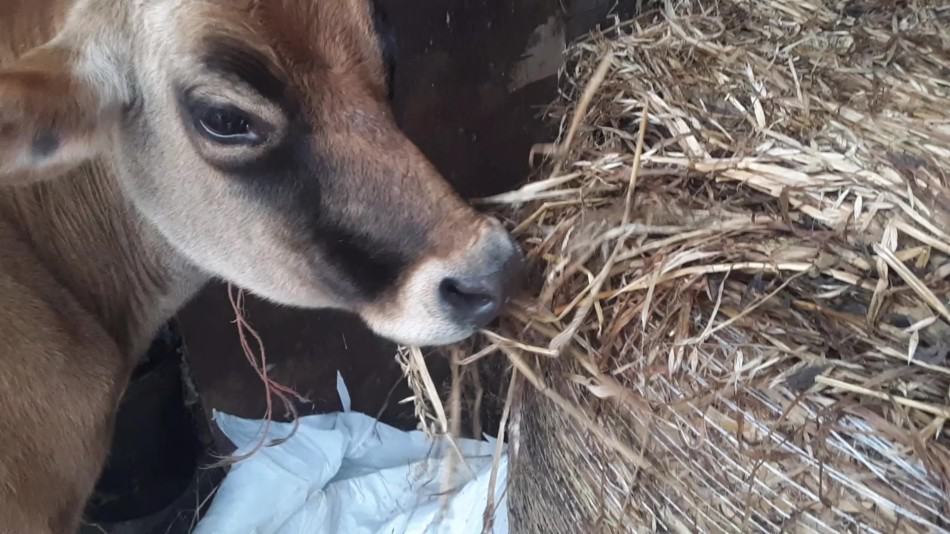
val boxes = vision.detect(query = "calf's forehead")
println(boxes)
[253,0,382,67]
[140,0,385,78]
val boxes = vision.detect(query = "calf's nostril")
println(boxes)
[439,276,503,327]
[437,224,525,330]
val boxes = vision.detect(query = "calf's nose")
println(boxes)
[438,223,523,328]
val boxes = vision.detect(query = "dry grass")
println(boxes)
[406,1,950,532]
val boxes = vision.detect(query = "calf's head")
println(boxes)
[0,0,522,346]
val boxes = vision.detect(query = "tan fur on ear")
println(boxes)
[0,46,121,185]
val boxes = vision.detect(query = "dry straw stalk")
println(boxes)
[448,0,950,532]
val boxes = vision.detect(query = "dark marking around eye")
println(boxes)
[219,124,411,298]
[31,131,59,159]
[200,37,289,105]
[313,222,409,297]
[179,89,413,299]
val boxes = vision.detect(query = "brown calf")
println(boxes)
[0,0,522,531]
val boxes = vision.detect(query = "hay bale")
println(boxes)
[468,1,950,532]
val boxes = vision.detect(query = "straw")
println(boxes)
[447,1,950,532]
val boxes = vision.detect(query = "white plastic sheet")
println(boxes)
[194,373,508,534]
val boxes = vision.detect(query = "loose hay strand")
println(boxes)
[482,368,520,534]
[212,285,307,467]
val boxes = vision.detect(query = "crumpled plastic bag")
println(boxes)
[193,373,508,534]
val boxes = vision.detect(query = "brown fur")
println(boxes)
[0,0,520,532]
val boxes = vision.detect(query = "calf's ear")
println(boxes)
[0,38,127,185]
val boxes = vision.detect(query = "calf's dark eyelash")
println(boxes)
[186,100,263,146]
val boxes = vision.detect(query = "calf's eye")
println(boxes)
[192,104,260,145]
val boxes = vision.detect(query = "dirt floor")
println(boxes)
[79,2,636,532]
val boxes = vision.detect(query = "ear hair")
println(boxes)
[0,16,130,185]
